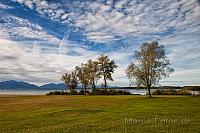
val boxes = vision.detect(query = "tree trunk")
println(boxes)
[84,85,87,94]
[147,85,151,98]
[92,78,96,92]
[69,85,72,92]
[65,84,68,92]
[82,84,84,92]
[104,76,107,92]
[93,82,96,92]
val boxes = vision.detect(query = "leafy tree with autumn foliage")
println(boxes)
[85,60,101,91]
[98,54,117,92]
[126,41,174,97]
[62,54,117,93]
[75,64,90,93]
[61,71,78,91]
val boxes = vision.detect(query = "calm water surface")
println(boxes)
[0,89,147,95]
[0,89,198,95]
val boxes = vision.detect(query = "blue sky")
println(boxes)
[0,0,200,86]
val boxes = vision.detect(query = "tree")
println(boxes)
[98,54,118,91]
[75,64,84,90]
[85,60,101,91]
[75,64,90,93]
[61,71,78,91]
[126,41,174,98]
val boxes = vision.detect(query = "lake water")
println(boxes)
[0,89,199,95]
[0,89,147,95]
[0,89,58,95]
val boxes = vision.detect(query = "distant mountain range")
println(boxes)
[40,83,66,90]
[0,80,119,90]
[0,80,66,90]
[0,80,192,90]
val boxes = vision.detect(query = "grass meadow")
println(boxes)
[0,95,199,133]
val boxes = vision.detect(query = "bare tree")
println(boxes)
[98,54,117,92]
[126,41,174,97]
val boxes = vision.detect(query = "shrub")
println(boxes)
[46,91,68,95]
[69,90,78,95]
[90,89,131,95]
[151,89,192,95]
[78,90,85,95]
[46,89,131,95]
[183,86,200,91]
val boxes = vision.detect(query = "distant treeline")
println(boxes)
[182,86,200,91]
[114,86,200,90]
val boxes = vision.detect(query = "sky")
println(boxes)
[0,0,200,86]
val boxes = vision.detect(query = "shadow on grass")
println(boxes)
[48,109,105,115]
[148,96,166,98]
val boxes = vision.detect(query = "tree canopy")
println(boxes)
[61,71,78,91]
[126,41,174,97]
[98,54,118,91]
[61,54,117,93]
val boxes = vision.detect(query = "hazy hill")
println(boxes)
[0,80,39,89]
[0,80,67,90]
[40,83,66,90]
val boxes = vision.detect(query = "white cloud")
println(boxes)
[1,0,200,86]
[160,33,200,70]
[0,38,99,85]
[0,14,60,44]
[24,0,33,9]
[161,68,200,86]
[75,0,200,43]
[0,3,13,9]
[11,0,200,43]
[11,0,71,23]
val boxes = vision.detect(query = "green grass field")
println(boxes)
[0,95,199,133]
